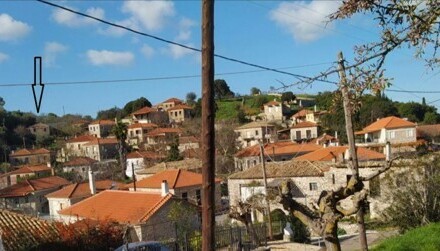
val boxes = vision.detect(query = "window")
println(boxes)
[182,192,188,201]
[389,131,396,139]
[309,182,318,191]
[196,190,201,206]
[255,130,259,136]
[408,129,414,137]
[332,174,336,184]
[296,131,301,140]
[306,130,311,139]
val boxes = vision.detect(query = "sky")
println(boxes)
[0,0,438,117]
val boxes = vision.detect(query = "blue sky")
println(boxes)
[0,0,438,117]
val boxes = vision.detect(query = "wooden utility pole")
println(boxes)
[201,0,215,250]
[337,51,368,251]
[259,143,273,240]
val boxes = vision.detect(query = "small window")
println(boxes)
[309,182,318,191]
[332,174,336,184]
[255,130,259,136]
[196,190,201,206]
[182,192,188,201]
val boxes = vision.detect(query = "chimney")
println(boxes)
[334,131,338,139]
[385,141,391,161]
[314,105,317,112]
[161,180,169,197]
[88,168,96,195]
[48,162,55,176]
[344,148,350,160]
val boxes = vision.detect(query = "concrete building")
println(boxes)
[83,138,118,161]
[290,121,318,142]
[127,122,158,147]
[167,104,193,123]
[263,100,290,121]
[234,121,276,148]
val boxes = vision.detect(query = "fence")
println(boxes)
[159,221,284,251]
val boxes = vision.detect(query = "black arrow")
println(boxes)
[32,56,45,113]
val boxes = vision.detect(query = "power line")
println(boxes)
[386,89,440,94]
[36,0,336,85]
[0,61,334,87]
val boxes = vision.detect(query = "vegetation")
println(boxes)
[371,223,440,251]
[214,79,234,100]
[112,120,128,179]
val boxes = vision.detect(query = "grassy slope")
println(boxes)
[371,223,440,251]
[215,95,286,120]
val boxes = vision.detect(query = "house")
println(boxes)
[295,146,386,162]
[127,122,158,147]
[167,104,193,123]
[263,100,290,121]
[234,121,276,148]
[291,108,326,124]
[88,120,115,138]
[157,97,183,111]
[234,141,321,170]
[416,124,440,145]
[126,151,164,178]
[0,209,64,251]
[145,128,182,146]
[127,169,222,208]
[291,109,311,124]
[135,158,202,180]
[9,148,53,166]
[0,176,70,216]
[62,157,97,179]
[310,133,339,147]
[83,138,119,161]
[289,121,318,142]
[28,123,50,138]
[46,178,122,220]
[58,190,199,242]
[178,136,199,152]
[0,164,53,189]
[65,134,97,158]
[131,106,169,125]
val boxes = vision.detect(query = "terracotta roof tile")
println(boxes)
[291,109,312,118]
[357,116,416,134]
[310,134,339,145]
[291,121,317,129]
[146,128,182,137]
[0,176,70,198]
[229,160,330,179]
[179,136,199,144]
[66,135,96,143]
[0,164,51,178]
[83,138,118,146]
[89,120,115,126]
[162,98,183,104]
[126,151,164,160]
[58,190,173,224]
[295,146,385,161]
[264,100,281,106]
[235,141,321,158]
[167,104,193,111]
[132,106,156,116]
[46,180,123,199]
[9,148,50,157]
[63,157,97,167]
[131,169,220,189]
[127,122,158,129]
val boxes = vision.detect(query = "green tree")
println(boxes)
[96,107,124,120]
[167,201,198,241]
[423,112,439,125]
[122,97,152,116]
[214,79,234,100]
[186,92,197,106]
[166,138,182,162]
[250,87,261,95]
[112,120,128,179]
[281,91,296,102]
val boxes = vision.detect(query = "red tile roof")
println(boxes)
[416,124,440,138]
[58,190,173,224]
[264,100,281,106]
[66,135,96,143]
[126,151,164,160]
[179,136,199,144]
[0,176,70,198]
[291,121,317,129]
[291,109,312,118]
[167,104,193,111]
[89,120,115,126]
[162,98,183,104]
[9,148,50,157]
[235,141,321,158]
[131,169,221,189]
[127,122,158,129]
[356,116,416,134]
[146,128,182,137]
[83,138,118,146]
[295,146,385,162]
[132,106,157,116]
[46,180,123,199]
[0,164,51,178]
[310,134,339,145]
[63,157,97,167]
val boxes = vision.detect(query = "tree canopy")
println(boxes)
[214,79,234,100]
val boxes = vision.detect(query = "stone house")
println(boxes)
[0,176,70,216]
[289,121,319,142]
[126,151,164,178]
[167,104,193,123]
[156,97,183,111]
[9,148,53,166]
[127,169,222,209]
[83,138,119,161]
[234,141,321,171]
[88,120,115,138]
[0,164,52,189]
[310,133,339,147]
[46,178,122,220]
[145,128,182,146]
[127,122,158,147]
[57,190,199,242]
[65,135,97,158]
[62,157,97,179]
[135,158,202,180]
[295,146,386,163]
[178,136,199,152]
[28,123,50,138]
[263,100,290,121]
[234,121,276,148]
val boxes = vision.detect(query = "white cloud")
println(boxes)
[166,43,195,59]
[176,17,196,41]
[140,44,155,58]
[52,6,105,27]
[0,52,9,63]
[0,14,31,41]
[122,1,175,31]
[270,1,341,42]
[44,42,68,67]
[86,50,134,66]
